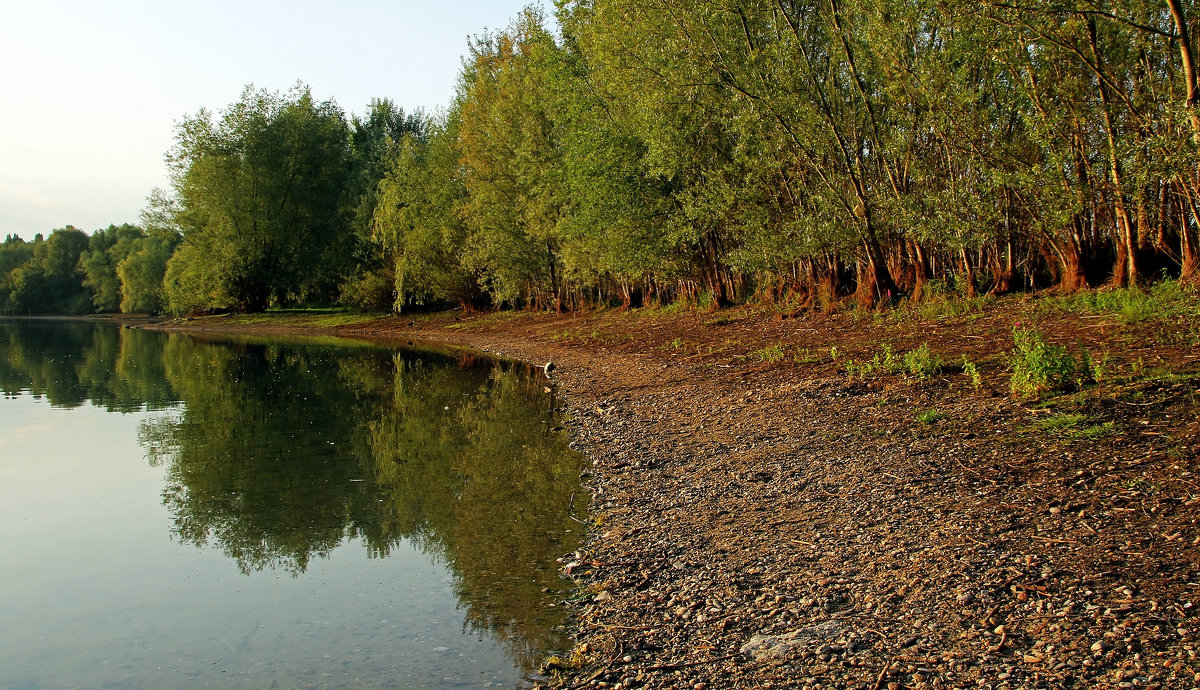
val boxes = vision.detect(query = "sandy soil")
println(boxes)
[149,296,1200,689]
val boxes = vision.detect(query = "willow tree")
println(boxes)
[79,224,145,312]
[565,0,760,305]
[456,9,569,308]
[569,0,910,304]
[4,227,92,314]
[372,112,486,311]
[339,99,428,309]
[164,84,352,313]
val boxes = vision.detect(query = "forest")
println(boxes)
[3,0,1200,317]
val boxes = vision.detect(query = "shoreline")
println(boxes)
[144,300,1200,688]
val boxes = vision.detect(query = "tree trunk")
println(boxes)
[856,218,900,305]
[1168,0,1200,286]
[1055,238,1089,293]
[1168,0,1200,135]
[959,247,978,298]
[990,240,1016,295]
[1088,18,1139,287]
[1179,185,1200,286]
[909,239,929,299]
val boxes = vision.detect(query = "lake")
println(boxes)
[0,319,588,689]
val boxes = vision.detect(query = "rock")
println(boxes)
[594,590,612,603]
[739,621,850,662]
[741,632,804,661]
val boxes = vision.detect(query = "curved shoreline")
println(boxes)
[146,306,1200,689]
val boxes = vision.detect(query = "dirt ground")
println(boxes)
[154,293,1200,689]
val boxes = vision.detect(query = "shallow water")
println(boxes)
[0,319,587,689]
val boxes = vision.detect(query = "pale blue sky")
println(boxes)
[1,0,544,240]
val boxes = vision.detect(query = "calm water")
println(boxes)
[0,319,587,689]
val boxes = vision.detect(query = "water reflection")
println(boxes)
[0,319,587,675]
[0,319,177,410]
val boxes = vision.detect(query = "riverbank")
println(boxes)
[148,291,1200,688]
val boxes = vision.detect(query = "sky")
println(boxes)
[1,0,544,241]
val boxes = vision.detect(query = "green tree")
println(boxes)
[80,224,145,312]
[338,99,428,310]
[116,234,178,314]
[7,227,92,314]
[165,84,352,313]
[372,112,486,310]
[457,8,569,308]
[0,235,35,314]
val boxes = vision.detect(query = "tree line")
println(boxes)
[4,0,1200,317]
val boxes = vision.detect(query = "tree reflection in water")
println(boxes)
[0,319,588,673]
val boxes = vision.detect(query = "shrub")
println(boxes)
[902,343,943,379]
[1008,325,1095,398]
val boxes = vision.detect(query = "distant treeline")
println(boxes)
[4,0,1200,316]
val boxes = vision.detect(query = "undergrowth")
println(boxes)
[1038,280,1199,330]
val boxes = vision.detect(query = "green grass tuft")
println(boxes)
[916,409,945,424]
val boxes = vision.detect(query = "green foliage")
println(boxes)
[1039,281,1200,325]
[1008,325,1097,399]
[1032,412,1084,432]
[117,234,180,314]
[845,343,943,380]
[455,9,569,307]
[916,409,945,424]
[1033,413,1117,441]
[371,115,483,311]
[79,224,145,312]
[16,0,1200,314]
[164,243,233,315]
[896,282,996,322]
[338,99,428,311]
[962,357,983,391]
[3,227,93,315]
[751,343,787,364]
[902,344,944,379]
[0,234,34,313]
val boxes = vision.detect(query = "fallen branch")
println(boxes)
[872,656,896,690]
